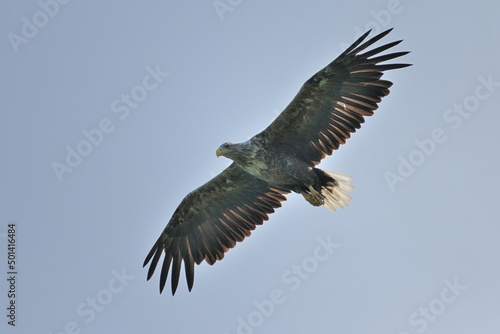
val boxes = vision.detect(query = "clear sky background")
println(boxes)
[2,1,499,333]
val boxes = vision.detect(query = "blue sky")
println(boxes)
[2,1,500,333]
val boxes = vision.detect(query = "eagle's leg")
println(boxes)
[301,185,325,206]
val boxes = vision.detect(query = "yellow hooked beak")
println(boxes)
[216,147,223,158]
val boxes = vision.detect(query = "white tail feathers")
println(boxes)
[321,170,354,211]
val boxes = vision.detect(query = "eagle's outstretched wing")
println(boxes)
[257,28,411,165]
[143,163,289,295]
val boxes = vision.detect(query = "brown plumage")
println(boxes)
[144,28,411,295]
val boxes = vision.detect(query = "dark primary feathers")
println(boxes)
[144,28,411,295]
[144,163,289,294]
[257,28,410,165]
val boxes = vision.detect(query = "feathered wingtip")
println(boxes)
[143,234,197,295]
[339,28,412,69]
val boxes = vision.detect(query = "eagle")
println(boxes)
[144,28,410,295]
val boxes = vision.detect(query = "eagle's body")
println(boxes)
[220,139,309,189]
[217,138,352,207]
[144,28,411,295]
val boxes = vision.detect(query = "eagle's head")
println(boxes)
[216,141,254,165]
[216,142,236,159]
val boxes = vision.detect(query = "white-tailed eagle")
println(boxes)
[144,28,410,295]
